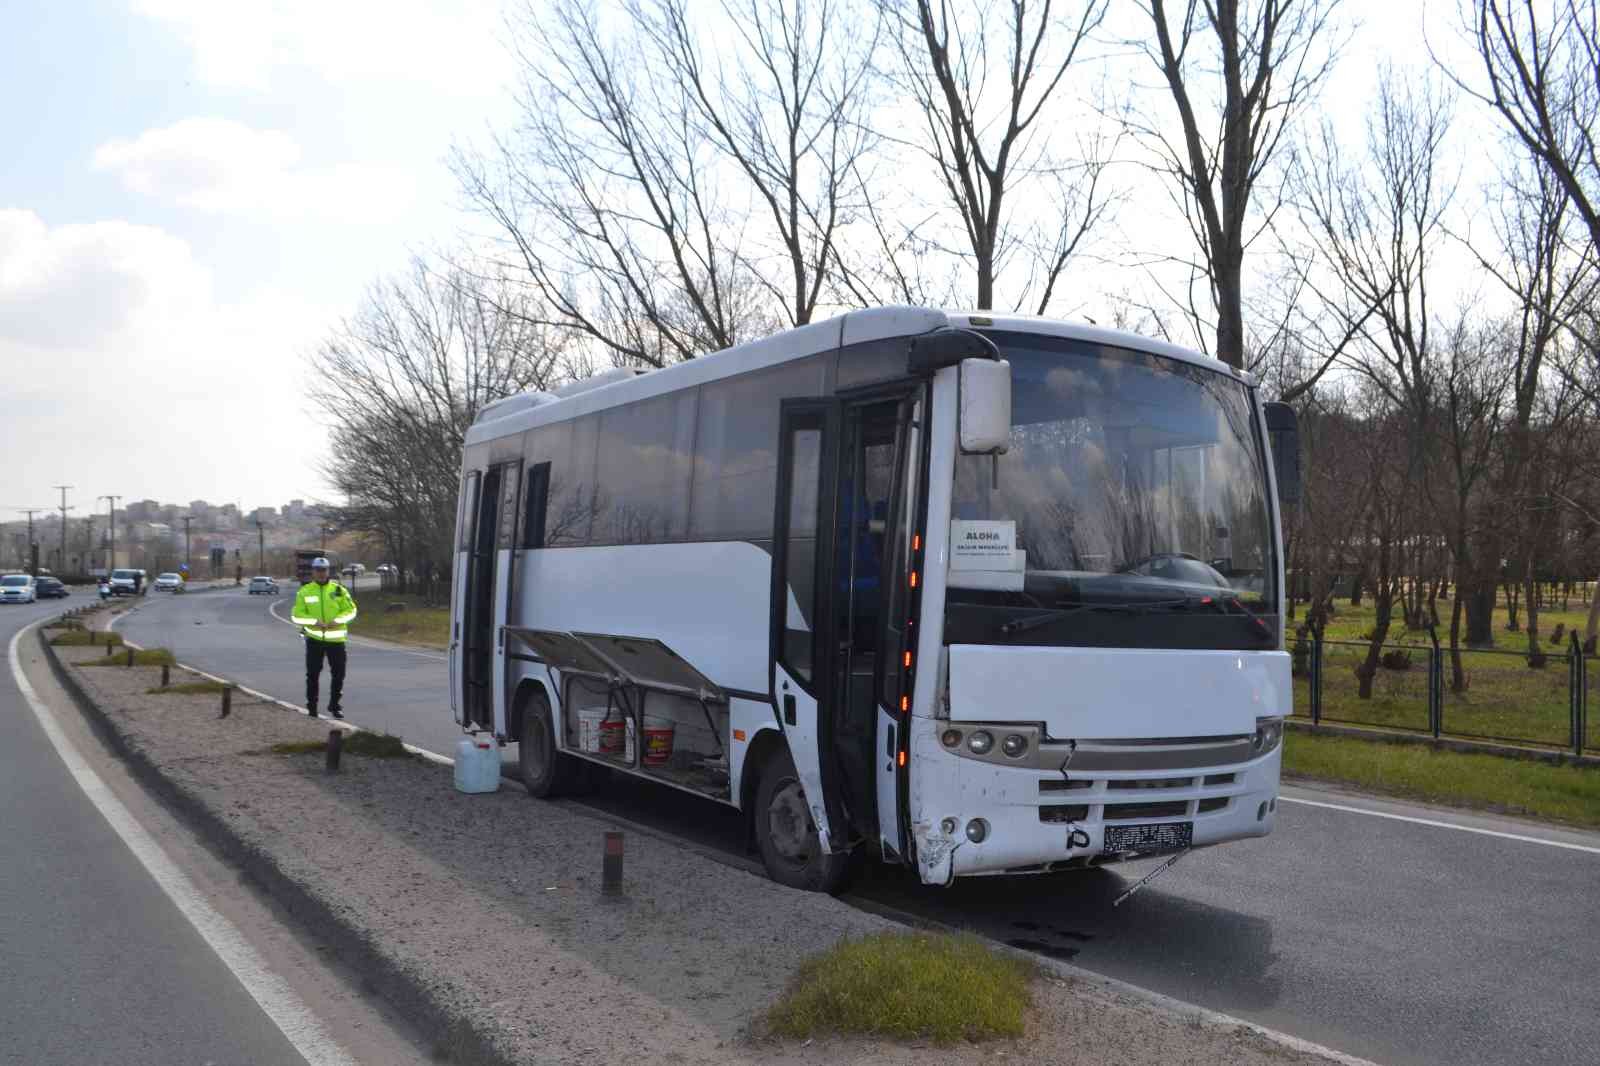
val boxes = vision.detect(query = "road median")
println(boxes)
[38,609,1355,1066]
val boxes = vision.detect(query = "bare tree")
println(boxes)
[640,0,882,327]
[1458,1,1600,255]
[1133,0,1345,369]
[880,0,1115,312]
[314,256,568,582]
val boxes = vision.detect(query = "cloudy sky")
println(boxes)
[1,0,514,519]
[0,0,1488,526]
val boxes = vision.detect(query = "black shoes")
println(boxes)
[306,706,318,718]
[328,706,345,720]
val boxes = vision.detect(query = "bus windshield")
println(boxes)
[946,331,1277,650]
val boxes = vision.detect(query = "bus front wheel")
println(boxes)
[753,750,850,894]
[518,690,581,798]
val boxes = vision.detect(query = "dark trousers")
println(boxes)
[305,638,347,710]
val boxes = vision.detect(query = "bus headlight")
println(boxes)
[1253,716,1284,754]
[1001,733,1028,758]
[967,730,994,755]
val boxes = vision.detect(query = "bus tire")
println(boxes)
[752,749,851,894]
[518,690,579,798]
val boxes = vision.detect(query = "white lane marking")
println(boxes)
[266,596,446,661]
[1279,793,1600,856]
[8,622,356,1066]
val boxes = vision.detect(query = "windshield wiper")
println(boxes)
[998,598,1196,636]
[1220,596,1276,644]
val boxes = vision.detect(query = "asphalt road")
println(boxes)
[121,587,1600,1066]
[0,590,308,1066]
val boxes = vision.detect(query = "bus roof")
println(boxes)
[465,306,1240,446]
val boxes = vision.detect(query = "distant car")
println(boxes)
[341,563,366,578]
[0,574,37,603]
[35,576,68,599]
[248,576,279,596]
[154,573,185,592]
[375,564,395,575]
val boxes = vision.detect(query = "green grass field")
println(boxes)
[1290,596,1599,751]
[350,593,451,649]
[1283,731,1600,829]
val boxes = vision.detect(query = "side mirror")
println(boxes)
[1263,401,1301,506]
[959,358,1011,454]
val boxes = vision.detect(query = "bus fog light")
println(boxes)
[1001,733,1028,758]
[965,818,989,843]
[967,730,994,755]
[941,729,963,749]
[940,817,958,836]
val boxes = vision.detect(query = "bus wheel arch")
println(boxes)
[747,736,851,894]
[507,678,549,744]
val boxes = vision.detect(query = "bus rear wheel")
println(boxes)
[753,749,851,894]
[518,690,581,798]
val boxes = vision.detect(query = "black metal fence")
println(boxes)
[1295,629,1592,757]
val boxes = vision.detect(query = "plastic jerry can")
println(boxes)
[454,733,501,794]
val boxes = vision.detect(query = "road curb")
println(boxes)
[36,620,519,1066]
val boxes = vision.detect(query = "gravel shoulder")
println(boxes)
[43,613,1351,1066]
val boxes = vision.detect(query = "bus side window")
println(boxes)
[523,462,550,549]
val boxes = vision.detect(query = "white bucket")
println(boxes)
[577,706,635,762]
[576,707,610,754]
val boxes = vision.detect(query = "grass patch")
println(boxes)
[764,931,1036,1046]
[147,680,227,695]
[49,629,124,647]
[78,647,175,667]
[1283,731,1600,829]
[267,731,410,758]
[351,593,450,650]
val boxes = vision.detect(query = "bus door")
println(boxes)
[454,460,521,732]
[772,395,919,857]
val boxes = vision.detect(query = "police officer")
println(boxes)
[290,557,358,719]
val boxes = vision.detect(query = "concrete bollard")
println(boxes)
[325,730,343,773]
[602,831,624,896]
[219,686,232,719]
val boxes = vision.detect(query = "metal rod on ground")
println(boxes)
[325,730,342,773]
[125,647,134,667]
[105,641,113,657]
[220,686,232,718]
[89,629,96,645]
[602,831,624,895]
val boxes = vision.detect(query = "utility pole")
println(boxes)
[182,515,194,572]
[11,509,44,574]
[256,516,265,574]
[99,495,121,574]
[53,485,73,575]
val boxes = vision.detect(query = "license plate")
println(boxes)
[1103,821,1192,855]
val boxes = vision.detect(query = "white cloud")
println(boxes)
[93,118,416,221]
[132,0,511,95]
[0,208,210,351]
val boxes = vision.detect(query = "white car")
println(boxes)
[247,576,279,595]
[0,574,37,603]
[154,573,185,592]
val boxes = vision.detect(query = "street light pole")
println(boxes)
[182,515,194,572]
[256,517,265,574]
[99,494,121,575]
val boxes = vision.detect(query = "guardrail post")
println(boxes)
[1310,627,1323,725]
[125,647,135,667]
[325,729,343,773]
[220,685,232,718]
